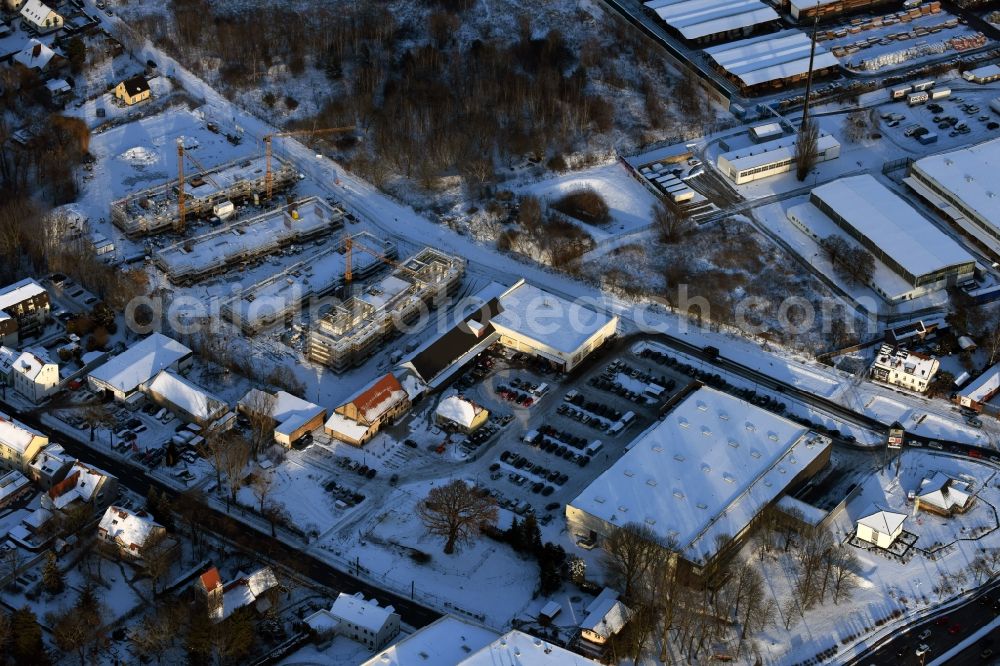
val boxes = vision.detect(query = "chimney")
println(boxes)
[32,44,41,58]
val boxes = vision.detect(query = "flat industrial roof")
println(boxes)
[644,0,779,40]
[912,137,1000,233]
[704,30,840,87]
[491,281,617,356]
[89,333,191,394]
[361,616,499,666]
[811,175,975,279]
[568,386,830,566]
[719,132,840,172]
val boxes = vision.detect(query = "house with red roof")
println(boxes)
[324,373,410,446]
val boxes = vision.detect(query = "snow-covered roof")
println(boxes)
[89,333,191,394]
[966,64,1000,80]
[436,395,487,429]
[918,472,972,512]
[720,133,840,173]
[0,412,45,454]
[330,593,397,633]
[13,39,55,70]
[304,609,341,633]
[811,175,975,280]
[705,30,839,87]
[240,389,324,438]
[958,363,1000,404]
[857,509,906,535]
[0,278,46,313]
[871,345,939,382]
[45,78,71,94]
[146,370,228,422]
[20,0,59,26]
[361,616,500,666]
[459,630,597,665]
[28,443,73,479]
[491,281,617,355]
[568,386,831,566]
[580,588,630,640]
[644,0,779,41]
[12,348,55,382]
[46,461,111,510]
[775,495,827,526]
[0,470,29,504]
[346,373,408,424]
[98,505,162,550]
[324,411,372,442]
[912,137,1000,234]
[0,347,17,375]
[215,566,279,622]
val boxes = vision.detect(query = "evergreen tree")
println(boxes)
[42,551,64,594]
[10,607,47,665]
[521,513,542,554]
[166,441,178,467]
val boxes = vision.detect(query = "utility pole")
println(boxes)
[177,139,186,234]
[800,10,821,133]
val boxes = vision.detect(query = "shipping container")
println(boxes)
[930,87,951,100]
[907,91,929,105]
[891,85,912,99]
[912,79,936,92]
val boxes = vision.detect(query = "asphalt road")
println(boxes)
[859,581,1000,665]
[3,400,442,630]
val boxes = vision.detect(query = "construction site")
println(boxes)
[221,231,398,335]
[110,154,300,238]
[306,247,467,373]
[153,197,345,285]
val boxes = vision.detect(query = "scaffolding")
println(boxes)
[154,197,344,285]
[221,232,396,335]
[111,155,299,238]
[307,248,466,373]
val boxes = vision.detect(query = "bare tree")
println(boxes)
[220,433,251,505]
[46,607,90,666]
[143,539,177,595]
[652,201,692,244]
[829,545,861,604]
[844,109,869,143]
[794,119,819,181]
[601,521,662,601]
[251,470,274,513]
[242,390,276,460]
[416,481,498,554]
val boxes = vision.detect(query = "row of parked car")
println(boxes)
[557,402,610,431]
[458,417,508,455]
[335,456,378,480]
[637,346,727,389]
[496,384,535,407]
[498,450,572,486]
[323,478,365,508]
[564,391,624,422]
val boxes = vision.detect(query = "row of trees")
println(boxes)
[820,234,876,287]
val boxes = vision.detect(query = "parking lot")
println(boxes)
[430,341,709,525]
[880,90,1000,148]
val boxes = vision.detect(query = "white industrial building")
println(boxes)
[962,64,1000,84]
[869,345,939,393]
[906,138,1000,253]
[855,510,906,549]
[88,333,192,404]
[491,280,618,372]
[643,0,779,43]
[142,370,233,429]
[718,133,841,185]
[789,174,976,302]
[566,387,832,574]
[704,30,840,92]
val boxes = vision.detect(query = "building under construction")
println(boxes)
[154,198,344,286]
[307,248,466,373]
[221,232,397,335]
[111,155,299,238]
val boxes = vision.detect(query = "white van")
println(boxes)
[532,383,550,397]
[620,411,636,426]
[586,440,604,456]
[607,422,625,436]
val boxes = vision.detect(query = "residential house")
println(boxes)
[27,442,74,489]
[579,588,631,645]
[0,278,50,342]
[915,472,974,516]
[19,0,62,32]
[869,345,939,393]
[238,389,325,447]
[197,565,280,623]
[142,370,233,430]
[114,75,150,106]
[855,510,906,549]
[307,592,400,650]
[2,348,59,403]
[956,363,1000,413]
[435,395,489,433]
[0,412,48,473]
[97,505,167,561]
[0,470,31,509]
[13,38,57,71]
[325,373,410,447]
[8,506,54,550]
[88,333,192,405]
[42,461,117,512]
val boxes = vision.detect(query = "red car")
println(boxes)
[948,624,962,635]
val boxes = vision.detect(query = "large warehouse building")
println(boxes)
[704,30,841,93]
[789,175,975,302]
[643,0,780,44]
[566,387,832,576]
[906,138,1000,255]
